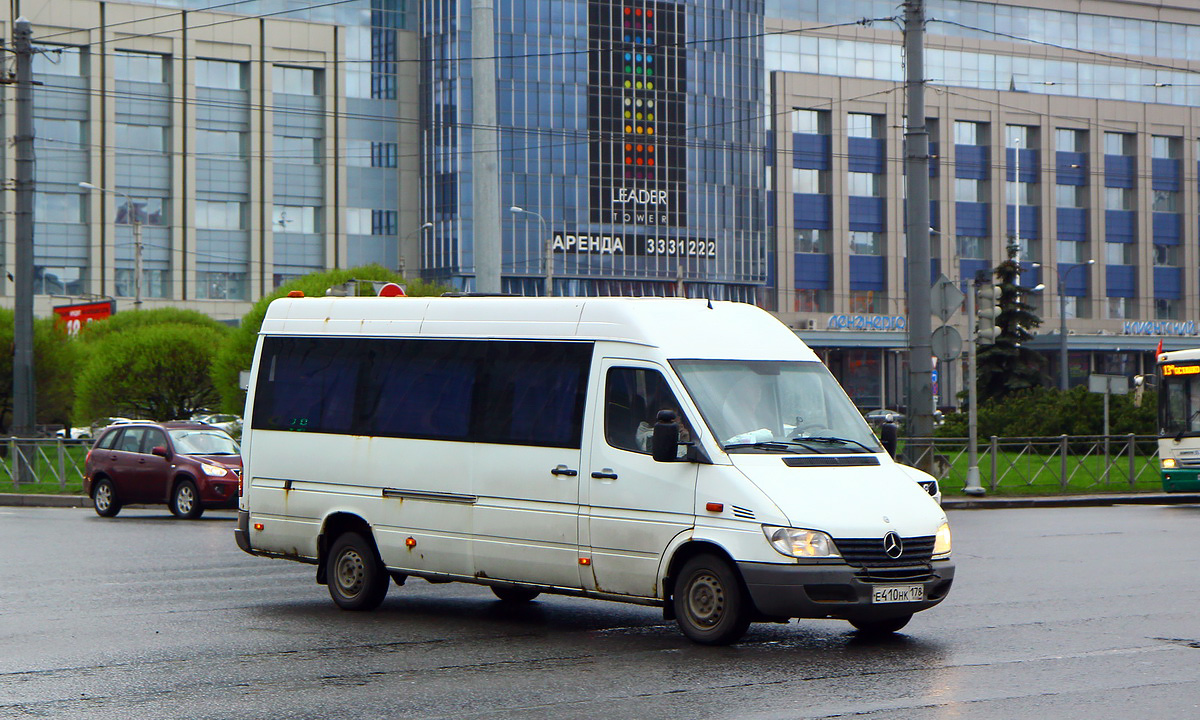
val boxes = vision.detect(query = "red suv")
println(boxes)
[84,421,242,519]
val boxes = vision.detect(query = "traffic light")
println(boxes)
[976,284,1002,345]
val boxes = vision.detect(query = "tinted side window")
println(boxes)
[142,429,168,454]
[96,429,120,450]
[253,337,360,433]
[360,339,477,440]
[477,341,591,448]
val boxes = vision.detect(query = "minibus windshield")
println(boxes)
[672,359,882,453]
[1161,363,1200,437]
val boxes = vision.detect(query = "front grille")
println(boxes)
[856,566,935,583]
[836,535,935,567]
[917,479,938,497]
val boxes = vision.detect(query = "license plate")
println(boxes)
[872,584,924,604]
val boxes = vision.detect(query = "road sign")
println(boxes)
[931,325,963,361]
[1088,374,1128,395]
[931,273,965,323]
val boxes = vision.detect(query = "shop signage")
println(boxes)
[826,314,906,331]
[53,299,115,338]
[552,232,716,257]
[1122,320,1198,336]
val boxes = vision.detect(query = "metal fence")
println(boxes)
[906,435,1162,493]
[3,438,93,491]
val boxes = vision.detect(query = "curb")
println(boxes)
[942,492,1200,509]
[0,494,90,508]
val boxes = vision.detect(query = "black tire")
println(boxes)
[327,531,389,611]
[92,478,121,518]
[849,614,912,636]
[491,586,541,603]
[672,554,752,645]
[170,479,204,519]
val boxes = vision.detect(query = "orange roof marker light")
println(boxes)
[287,290,305,298]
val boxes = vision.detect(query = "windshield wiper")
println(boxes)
[790,435,878,453]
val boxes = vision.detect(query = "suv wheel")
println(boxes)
[170,479,204,519]
[93,478,121,518]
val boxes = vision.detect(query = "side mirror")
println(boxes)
[651,409,681,463]
[152,446,171,459]
[879,422,898,459]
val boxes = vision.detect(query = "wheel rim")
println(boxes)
[684,571,725,628]
[176,485,195,514]
[334,548,367,598]
[95,483,111,512]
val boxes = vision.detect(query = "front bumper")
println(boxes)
[738,559,955,621]
[1163,468,1200,493]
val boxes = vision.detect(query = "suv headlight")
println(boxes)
[762,526,840,558]
[201,463,229,477]
[933,521,952,558]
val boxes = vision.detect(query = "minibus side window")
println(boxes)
[252,337,360,434]
[605,367,692,455]
[359,339,476,441]
[476,341,592,449]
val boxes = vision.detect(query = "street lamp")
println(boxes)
[509,205,552,296]
[80,182,143,308]
[1057,259,1096,390]
[399,221,433,278]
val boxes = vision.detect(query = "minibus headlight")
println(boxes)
[762,526,840,559]
[1162,457,1176,469]
[933,522,952,558]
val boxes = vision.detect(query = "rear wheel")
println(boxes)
[327,531,389,610]
[491,586,541,603]
[170,479,204,519]
[92,478,121,517]
[848,614,912,636]
[673,554,752,645]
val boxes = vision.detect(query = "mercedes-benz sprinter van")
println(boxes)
[235,296,953,644]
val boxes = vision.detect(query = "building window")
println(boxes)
[1153,244,1179,266]
[115,196,166,226]
[1107,298,1135,319]
[954,120,986,145]
[954,178,986,202]
[793,289,829,313]
[1153,190,1179,212]
[273,135,320,164]
[196,271,247,301]
[791,108,829,135]
[34,193,85,223]
[195,59,245,90]
[1006,181,1038,205]
[1056,241,1086,263]
[848,172,881,196]
[115,269,169,299]
[371,142,397,168]
[849,231,883,255]
[1104,187,1134,210]
[1152,136,1181,159]
[1105,242,1135,265]
[847,113,882,139]
[196,129,245,160]
[1104,132,1135,155]
[1056,128,1086,152]
[272,205,317,233]
[848,290,885,314]
[114,50,167,83]
[34,266,84,295]
[1055,184,1086,208]
[195,200,244,230]
[792,168,828,194]
[956,236,987,259]
[274,66,319,95]
[115,124,167,153]
[1006,125,1037,148]
[794,228,829,254]
[1154,298,1179,320]
[33,45,83,76]
[348,208,397,235]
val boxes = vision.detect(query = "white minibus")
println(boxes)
[235,296,953,644]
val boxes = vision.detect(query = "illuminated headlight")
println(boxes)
[1162,458,1177,469]
[933,522,952,559]
[762,526,840,559]
[201,463,229,477]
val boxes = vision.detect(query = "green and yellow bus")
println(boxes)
[1158,348,1200,492]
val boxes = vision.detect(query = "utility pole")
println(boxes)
[903,0,935,471]
[471,0,501,293]
[13,18,37,462]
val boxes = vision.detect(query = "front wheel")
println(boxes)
[92,478,121,517]
[491,586,541,603]
[170,479,204,519]
[327,531,389,611]
[848,614,912,636]
[673,554,752,645]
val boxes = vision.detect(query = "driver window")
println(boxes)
[604,367,692,454]
[141,429,167,454]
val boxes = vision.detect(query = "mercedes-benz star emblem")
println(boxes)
[883,531,903,559]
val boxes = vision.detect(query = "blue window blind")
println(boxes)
[1056,208,1087,242]
[1105,210,1136,242]
[848,196,885,232]
[1106,265,1136,298]
[794,253,831,290]
[848,255,886,291]
[1154,267,1182,299]
[955,145,988,180]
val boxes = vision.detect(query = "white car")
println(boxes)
[191,413,243,436]
[55,426,93,440]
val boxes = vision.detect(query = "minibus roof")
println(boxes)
[260,296,819,361]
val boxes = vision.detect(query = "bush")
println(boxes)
[210,266,450,413]
[77,307,229,345]
[0,310,81,432]
[937,385,1158,439]
[74,323,227,422]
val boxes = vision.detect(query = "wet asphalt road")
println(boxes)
[1,504,1198,719]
